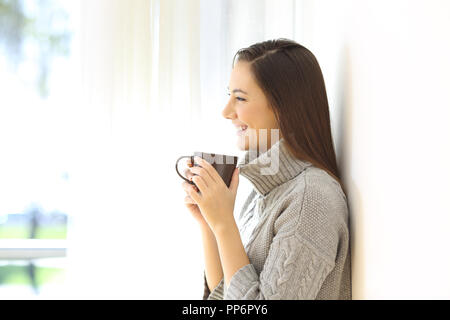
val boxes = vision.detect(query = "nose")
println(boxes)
[221,98,236,120]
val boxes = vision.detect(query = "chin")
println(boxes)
[237,136,258,152]
[237,138,248,151]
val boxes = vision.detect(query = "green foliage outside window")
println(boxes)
[0,0,72,98]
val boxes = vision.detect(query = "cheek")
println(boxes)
[236,109,253,126]
[237,104,263,128]
[262,109,278,129]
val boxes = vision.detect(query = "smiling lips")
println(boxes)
[233,122,249,135]
[236,125,248,135]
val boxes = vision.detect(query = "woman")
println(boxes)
[181,38,351,300]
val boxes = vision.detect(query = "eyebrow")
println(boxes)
[227,86,248,95]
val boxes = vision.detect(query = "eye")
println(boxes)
[227,93,245,102]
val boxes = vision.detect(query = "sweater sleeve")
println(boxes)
[202,272,210,299]
[203,271,226,300]
[224,233,335,300]
[203,189,259,300]
[224,176,341,300]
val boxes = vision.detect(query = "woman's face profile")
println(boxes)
[222,60,280,152]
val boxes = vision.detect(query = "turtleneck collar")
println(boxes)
[236,137,313,197]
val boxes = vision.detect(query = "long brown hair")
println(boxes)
[232,38,345,195]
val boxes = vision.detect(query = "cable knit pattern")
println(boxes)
[203,138,352,300]
[225,234,335,299]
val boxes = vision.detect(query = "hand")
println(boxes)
[186,156,240,234]
[181,159,209,228]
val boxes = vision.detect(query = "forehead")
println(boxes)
[229,61,255,91]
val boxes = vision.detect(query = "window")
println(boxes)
[0,0,78,297]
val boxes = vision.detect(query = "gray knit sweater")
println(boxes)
[203,137,352,300]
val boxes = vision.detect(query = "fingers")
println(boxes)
[184,195,195,204]
[186,180,201,203]
[186,158,193,168]
[193,156,221,184]
[182,181,200,205]
[182,181,199,193]
[189,166,212,187]
[182,167,201,191]
[191,174,207,193]
[183,167,194,180]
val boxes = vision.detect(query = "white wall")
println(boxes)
[301,0,450,299]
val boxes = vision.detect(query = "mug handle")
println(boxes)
[175,155,195,185]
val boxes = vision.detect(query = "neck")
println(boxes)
[237,137,312,197]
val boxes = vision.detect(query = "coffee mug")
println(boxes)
[175,152,239,188]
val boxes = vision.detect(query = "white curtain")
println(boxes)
[61,0,352,299]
